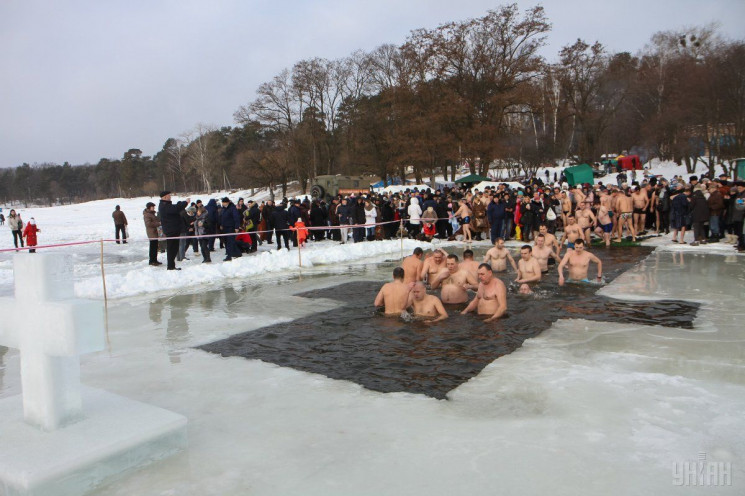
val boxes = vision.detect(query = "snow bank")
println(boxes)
[75,239,430,300]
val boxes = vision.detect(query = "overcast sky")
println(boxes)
[1,0,743,168]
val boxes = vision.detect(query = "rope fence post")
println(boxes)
[298,240,302,268]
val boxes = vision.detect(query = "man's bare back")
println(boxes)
[401,255,423,283]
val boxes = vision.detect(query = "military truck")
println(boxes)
[309,175,373,200]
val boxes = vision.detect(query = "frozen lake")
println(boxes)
[1,247,743,495]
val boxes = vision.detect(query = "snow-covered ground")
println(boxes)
[0,175,743,494]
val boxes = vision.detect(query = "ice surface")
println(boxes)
[1,250,740,495]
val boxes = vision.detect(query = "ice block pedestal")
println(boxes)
[0,254,187,496]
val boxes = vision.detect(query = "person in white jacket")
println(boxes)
[408,197,423,238]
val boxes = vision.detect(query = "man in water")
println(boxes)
[516,245,542,283]
[460,249,480,280]
[558,238,603,286]
[462,263,507,322]
[594,200,613,247]
[407,282,448,324]
[538,224,561,257]
[401,247,424,283]
[532,234,561,272]
[420,248,448,284]
[430,254,478,304]
[374,267,413,315]
[560,215,582,251]
[483,238,518,272]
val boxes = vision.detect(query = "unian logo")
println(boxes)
[672,452,732,486]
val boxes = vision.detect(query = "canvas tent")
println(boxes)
[455,174,490,183]
[564,164,595,187]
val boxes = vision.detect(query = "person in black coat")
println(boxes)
[487,195,506,244]
[219,197,242,261]
[689,187,710,245]
[271,203,291,250]
[246,201,261,252]
[158,191,189,270]
[352,196,366,242]
[309,200,326,241]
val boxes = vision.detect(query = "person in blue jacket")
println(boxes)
[487,194,506,244]
[220,197,242,261]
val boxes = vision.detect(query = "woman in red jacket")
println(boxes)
[23,217,40,253]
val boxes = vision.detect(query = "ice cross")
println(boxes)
[0,254,105,431]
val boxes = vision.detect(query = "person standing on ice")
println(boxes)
[158,191,189,270]
[7,209,23,249]
[112,205,128,244]
[22,217,40,253]
[219,197,242,261]
[143,202,162,266]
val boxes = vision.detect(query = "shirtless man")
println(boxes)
[575,202,597,244]
[460,249,480,280]
[572,185,586,213]
[516,245,542,283]
[374,267,413,314]
[430,254,478,304]
[613,189,636,242]
[532,234,561,272]
[401,247,424,283]
[631,186,649,235]
[560,215,583,251]
[558,238,603,286]
[462,263,508,322]
[560,191,572,230]
[483,238,518,272]
[420,248,448,284]
[593,201,613,247]
[537,224,561,257]
[407,282,448,324]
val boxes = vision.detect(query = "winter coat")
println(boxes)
[707,190,725,216]
[288,205,301,225]
[336,203,351,224]
[195,210,209,236]
[690,191,710,223]
[364,204,377,225]
[23,223,39,246]
[180,210,195,234]
[271,205,291,230]
[247,204,261,228]
[310,204,327,226]
[219,203,241,232]
[328,203,340,225]
[7,214,22,231]
[352,201,366,224]
[112,209,128,226]
[487,200,506,225]
[407,198,422,225]
[205,199,219,233]
[262,204,275,229]
[143,209,161,239]
[732,190,745,222]
[158,199,188,237]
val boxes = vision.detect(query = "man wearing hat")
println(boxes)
[158,191,190,270]
[220,197,242,261]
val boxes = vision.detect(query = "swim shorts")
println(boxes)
[461,216,471,225]
[620,212,632,220]
[633,207,644,215]
[567,241,575,249]
[601,223,613,233]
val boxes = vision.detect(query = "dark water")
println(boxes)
[198,247,699,399]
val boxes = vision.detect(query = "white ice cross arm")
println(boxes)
[0,254,105,431]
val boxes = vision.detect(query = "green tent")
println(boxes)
[564,164,595,187]
[455,173,490,183]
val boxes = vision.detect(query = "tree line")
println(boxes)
[1,3,743,207]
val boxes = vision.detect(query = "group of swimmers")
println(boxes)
[374,230,603,324]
